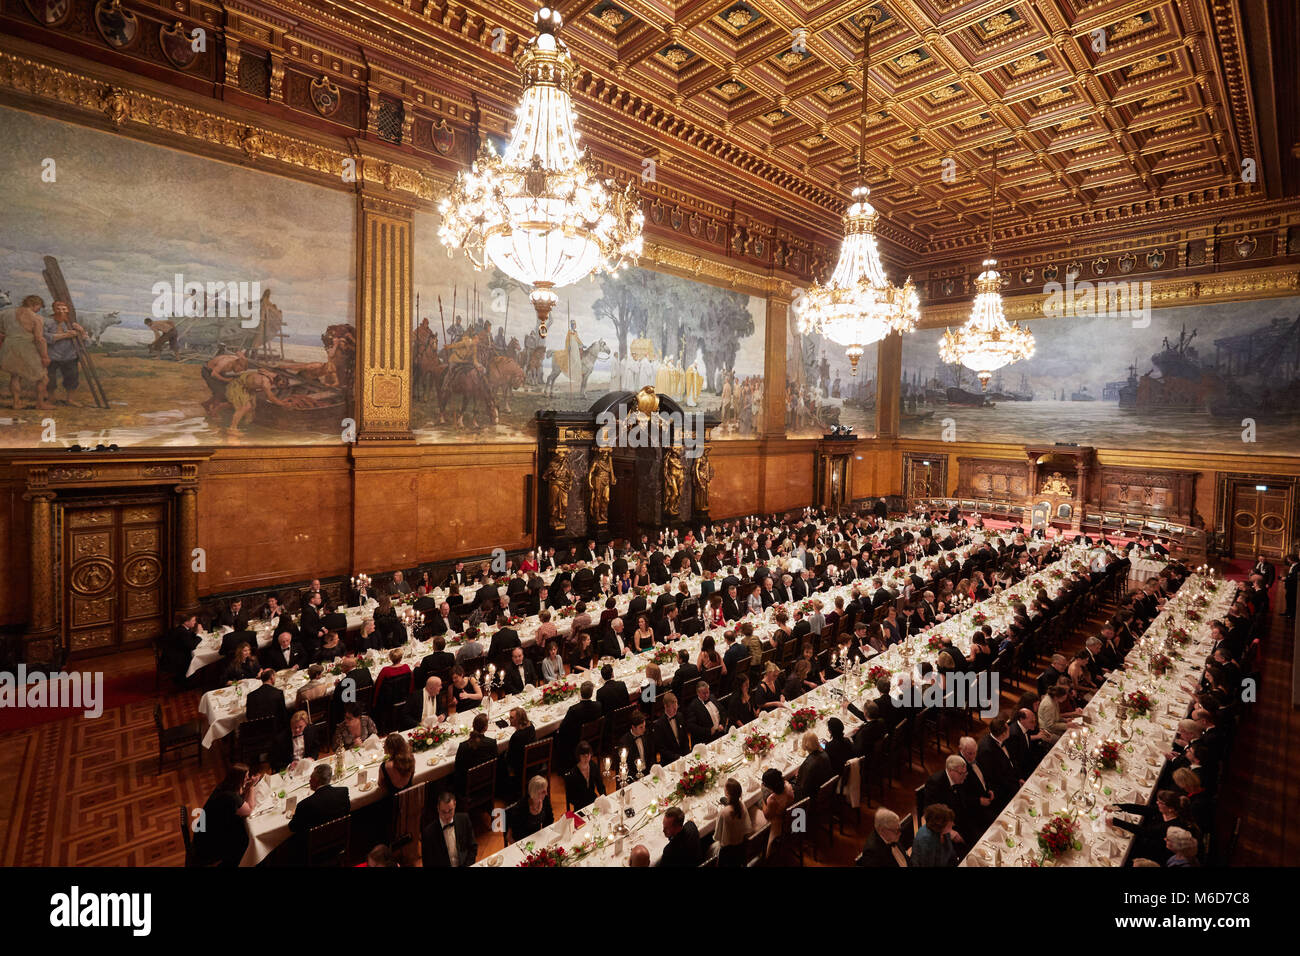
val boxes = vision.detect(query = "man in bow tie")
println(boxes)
[421,791,477,867]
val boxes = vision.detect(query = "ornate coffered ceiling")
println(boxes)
[2,0,1296,283]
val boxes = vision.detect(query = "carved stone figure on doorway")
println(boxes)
[662,445,685,518]
[541,452,574,530]
[587,447,616,525]
[692,448,714,511]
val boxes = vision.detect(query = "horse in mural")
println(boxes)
[546,339,608,398]
[438,334,499,428]
[412,328,444,403]
[486,353,525,412]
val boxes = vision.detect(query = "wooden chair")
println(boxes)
[784,796,811,865]
[521,738,553,800]
[502,801,518,846]
[744,822,771,867]
[235,715,278,768]
[899,812,915,851]
[155,702,202,775]
[914,783,926,826]
[462,759,498,816]
[179,805,208,867]
[607,704,637,755]
[579,716,606,756]
[389,781,427,866]
[306,815,351,866]
[701,665,724,693]
[814,774,841,850]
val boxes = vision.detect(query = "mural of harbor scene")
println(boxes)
[412,211,767,441]
[0,107,356,448]
[900,296,1300,454]
[786,298,876,438]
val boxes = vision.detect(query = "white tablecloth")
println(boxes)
[963,572,1232,867]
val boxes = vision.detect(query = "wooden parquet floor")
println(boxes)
[1,574,1293,866]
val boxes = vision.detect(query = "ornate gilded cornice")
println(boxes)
[918,264,1300,328]
[0,44,436,202]
[640,240,795,298]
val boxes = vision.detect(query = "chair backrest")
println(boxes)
[522,738,553,789]
[745,822,771,866]
[701,665,724,691]
[306,815,351,866]
[392,781,427,846]
[502,801,519,845]
[609,703,637,744]
[899,812,914,850]
[463,758,498,811]
[579,716,606,750]
[816,773,840,812]
[179,805,192,853]
[914,783,926,824]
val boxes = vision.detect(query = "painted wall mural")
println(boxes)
[0,106,356,448]
[900,295,1300,455]
[411,211,767,441]
[785,298,877,438]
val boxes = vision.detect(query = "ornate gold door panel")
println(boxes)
[1230,485,1288,560]
[63,500,169,657]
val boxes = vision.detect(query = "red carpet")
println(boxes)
[0,669,158,734]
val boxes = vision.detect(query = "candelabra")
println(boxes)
[1063,727,1099,811]
[477,665,503,719]
[602,750,633,839]
[350,573,371,595]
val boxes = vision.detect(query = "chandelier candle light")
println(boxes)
[796,8,920,376]
[437,7,644,337]
[938,144,1034,387]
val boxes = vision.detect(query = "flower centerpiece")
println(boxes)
[1124,690,1153,716]
[518,844,567,867]
[1169,626,1191,646]
[798,600,816,616]
[867,664,891,683]
[1095,739,1122,772]
[672,761,719,801]
[971,609,988,626]
[1184,609,1201,622]
[742,732,774,759]
[926,634,945,653]
[1150,653,1172,676]
[788,707,820,734]
[409,724,455,752]
[557,604,577,619]
[651,645,677,665]
[1036,812,1082,861]
[1048,568,1066,580]
[540,680,579,706]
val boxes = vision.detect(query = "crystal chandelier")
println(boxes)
[797,9,920,376]
[938,145,1034,387]
[437,7,644,337]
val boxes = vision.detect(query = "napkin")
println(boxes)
[363,735,384,755]
[691,743,708,760]
[253,776,273,803]
[594,795,615,815]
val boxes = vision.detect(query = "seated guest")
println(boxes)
[782,661,812,701]
[332,704,378,751]
[454,627,484,663]
[555,680,602,768]
[501,646,539,695]
[264,631,306,672]
[752,662,784,711]
[223,642,259,684]
[657,806,701,867]
[453,712,498,800]
[685,680,725,743]
[502,707,535,794]
[508,775,555,842]
[619,709,653,775]
[378,733,415,799]
[563,740,605,810]
[273,709,324,770]
[288,764,351,850]
[601,618,629,659]
[245,668,289,730]
[596,663,630,715]
[449,665,483,711]
[728,674,756,727]
[568,632,597,673]
[539,640,565,683]
[795,731,834,800]
[315,629,345,663]
[421,791,477,867]
[715,778,754,866]
[760,768,796,858]
[653,693,689,763]
[631,614,656,653]
[670,650,701,699]
[909,803,958,867]
[1163,826,1200,867]
[823,717,854,775]
[295,663,331,710]
[487,622,521,661]
[403,675,444,728]
[429,602,462,636]
[1106,789,1197,862]
[857,807,908,868]
[216,598,250,631]
[192,764,259,866]
[372,648,412,701]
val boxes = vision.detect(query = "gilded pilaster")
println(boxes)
[355,182,415,440]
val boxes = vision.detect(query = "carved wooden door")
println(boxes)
[1229,483,1288,560]
[62,498,169,657]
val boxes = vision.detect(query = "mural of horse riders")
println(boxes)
[546,318,609,398]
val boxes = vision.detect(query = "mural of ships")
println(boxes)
[986,371,1034,402]
[1070,384,1096,401]
[1205,314,1300,419]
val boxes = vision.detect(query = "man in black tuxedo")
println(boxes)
[403,675,445,727]
[595,663,630,715]
[245,669,289,730]
[263,632,307,672]
[216,598,250,631]
[500,647,538,696]
[873,497,888,519]
[922,755,975,848]
[443,561,469,588]
[421,791,477,867]
[977,718,1020,809]
[721,585,742,623]
[1251,554,1276,588]
[653,692,690,763]
[857,807,908,867]
[669,649,700,699]
[1036,654,1068,696]
[272,710,325,770]
[555,681,602,769]
[298,594,326,657]
[957,736,996,832]
[162,613,201,683]
[654,604,682,643]
[1005,708,1043,779]
[574,539,596,563]
[657,807,701,867]
[870,578,893,609]
[772,574,792,605]
[428,602,462,637]
[684,680,725,743]
[287,764,351,858]
[487,625,521,662]
[619,709,653,774]
[601,618,629,659]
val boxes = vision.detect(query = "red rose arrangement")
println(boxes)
[673,761,718,800]
[1150,653,1172,676]
[408,724,454,752]
[926,634,945,653]
[518,845,567,867]
[742,732,774,759]
[1036,812,1081,860]
[1124,690,1153,716]
[1095,739,1122,771]
[788,707,819,734]
[540,680,579,706]
[867,664,891,683]
[652,645,677,665]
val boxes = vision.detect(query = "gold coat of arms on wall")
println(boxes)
[1039,472,1072,496]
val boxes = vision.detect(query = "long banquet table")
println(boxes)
[962,570,1232,867]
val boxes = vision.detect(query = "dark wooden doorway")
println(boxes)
[1228,481,1289,560]
[61,494,171,659]
[610,457,638,542]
